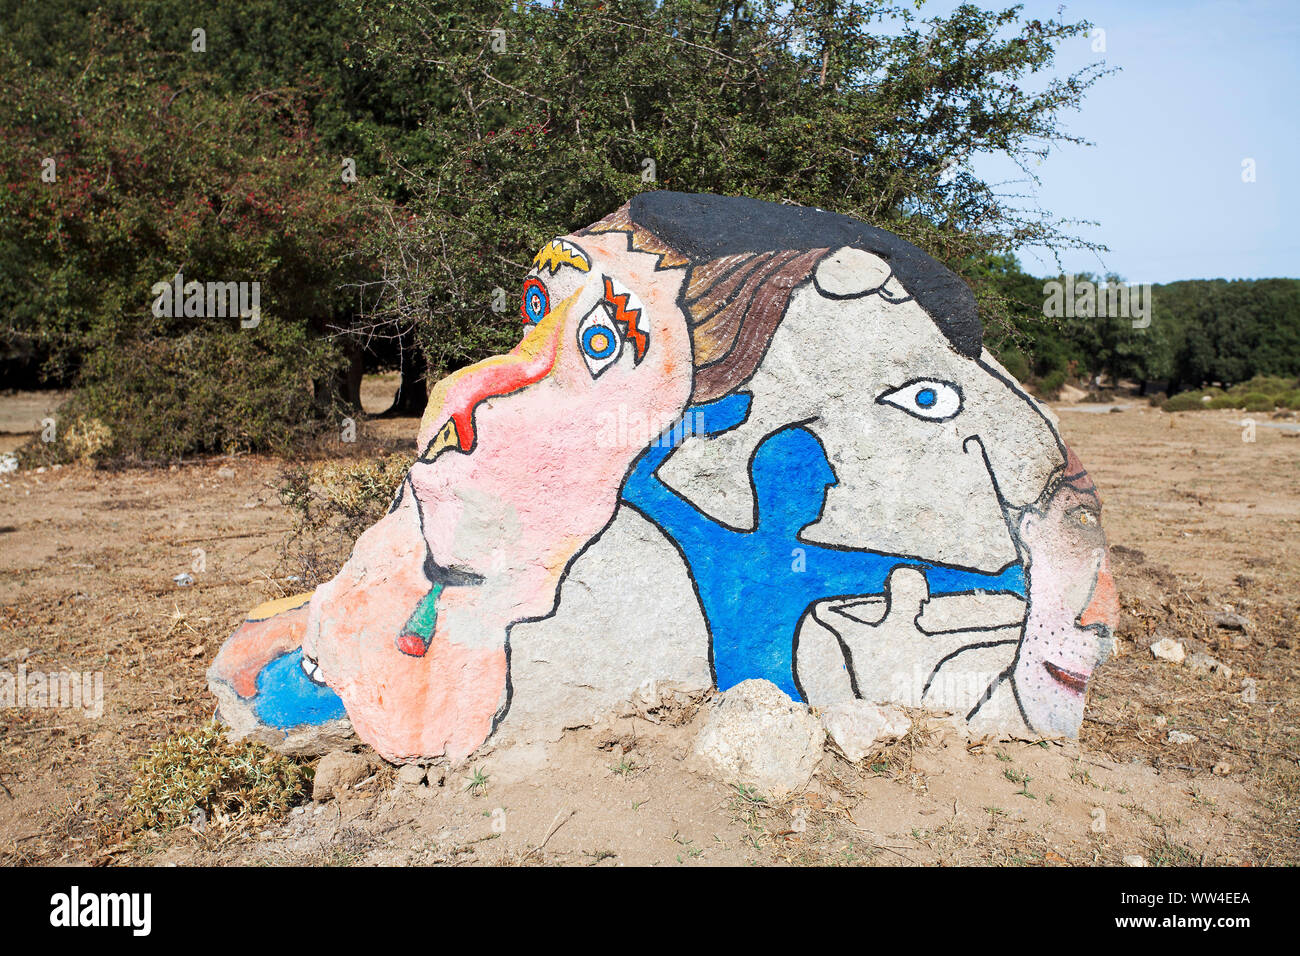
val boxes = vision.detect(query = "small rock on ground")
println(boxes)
[820,700,911,763]
[397,763,428,788]
[1150,637,1186,664]
[1212,611,1250,632]
[1187,652,1232,680]
[313,751,371,801]
[693,679,825,797]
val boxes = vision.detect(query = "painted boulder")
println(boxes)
[208,192,1119,763]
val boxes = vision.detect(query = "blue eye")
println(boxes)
[521,277,549,325]
[575,302,624,378]
[877,379,963,421]
[582,325,617,359]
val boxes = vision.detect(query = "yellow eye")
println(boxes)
[1077,510,1098,526]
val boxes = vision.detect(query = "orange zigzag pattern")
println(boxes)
[603,276,647,362]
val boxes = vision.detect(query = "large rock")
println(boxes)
[693,679,825,796]
[210,192,1119,763]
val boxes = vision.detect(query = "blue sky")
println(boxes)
[921,0,1298,283]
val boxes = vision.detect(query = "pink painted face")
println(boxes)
[408,231,692,620]
[1012,453,1119,735]
[300,231,694,761]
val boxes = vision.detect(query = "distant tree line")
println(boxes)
[980,255,1300,395]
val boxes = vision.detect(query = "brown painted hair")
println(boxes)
[582,202,827,403]
[580,192,981,404]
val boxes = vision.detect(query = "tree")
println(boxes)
[0,17,385,458]
[353,0,1113,377]
[1160,278,1300,390]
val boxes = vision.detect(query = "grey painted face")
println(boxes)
[657,247,1065,572]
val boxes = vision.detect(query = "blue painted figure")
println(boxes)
[622,395,1025,699]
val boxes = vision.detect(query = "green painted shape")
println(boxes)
[401,581,443,640]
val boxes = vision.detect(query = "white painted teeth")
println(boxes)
[301,654,325,685]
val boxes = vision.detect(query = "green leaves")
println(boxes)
[0,0,1126,451]
[125,723,308,832]
[354,0,1112,370]
[0,13,385,457]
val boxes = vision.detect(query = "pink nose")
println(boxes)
[420,321,559,456]
[1079,559,1118,631]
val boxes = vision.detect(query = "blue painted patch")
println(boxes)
[252,648,347,729]
[622,396,1025,700]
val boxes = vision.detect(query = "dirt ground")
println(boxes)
[1,391,1297,867]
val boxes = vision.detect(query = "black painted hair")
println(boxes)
[628,191,982,358]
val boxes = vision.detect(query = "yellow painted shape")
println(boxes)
[246,592,314,622]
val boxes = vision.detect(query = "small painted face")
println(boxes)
[657,246,1065,573]
[794,296,1063,570]
[1012,469,1118,734]
[407,230,692,627]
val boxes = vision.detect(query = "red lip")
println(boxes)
[1043,661,1089,694]
[395,632,429,658]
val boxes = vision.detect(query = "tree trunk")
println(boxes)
[314,336,363,413]
[381,339,428,418]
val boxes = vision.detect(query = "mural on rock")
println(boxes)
[209,192,1119,762]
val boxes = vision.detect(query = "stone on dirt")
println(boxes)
[1212,611,1251,632]
[1187,652,1232,680]
[693,679,825,796]
[209,191,1120,763]
[397,763,428,788]
[820,700,911,762]
[1150,637,1186,664]
[313,751,371,802]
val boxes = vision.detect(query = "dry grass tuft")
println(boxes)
[277,452,415,586]
[125,723,308,833]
